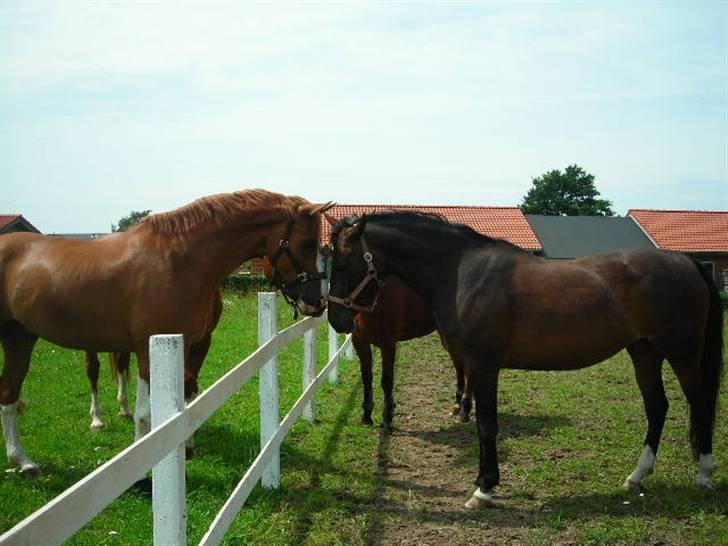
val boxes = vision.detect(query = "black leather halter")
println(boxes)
[327,233,383,314]
[268,216,326,312]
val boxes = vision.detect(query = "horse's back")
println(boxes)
[457,247,709,370]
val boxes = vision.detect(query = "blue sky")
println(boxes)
[1,1,726,233]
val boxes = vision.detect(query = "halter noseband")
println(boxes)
[327,233,383,314]
[268,216,326,311]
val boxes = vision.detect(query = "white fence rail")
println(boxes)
[0,293,352,546]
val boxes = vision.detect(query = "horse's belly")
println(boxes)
[505,322,634,370]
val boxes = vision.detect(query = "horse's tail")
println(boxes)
[691,258,724,457]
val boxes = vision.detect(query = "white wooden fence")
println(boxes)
[0,292,352,546]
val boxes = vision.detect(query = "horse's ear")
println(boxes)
[347,215,366,239]
[302,201,336,217]
[324,212,338,226]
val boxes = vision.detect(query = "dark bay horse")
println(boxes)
[0,190,332,475]
[327,212,723,508]
[348,275,472,428]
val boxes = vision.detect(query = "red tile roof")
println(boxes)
[0,215,20,229]
[321,205,542,251]
[628,209,728,253]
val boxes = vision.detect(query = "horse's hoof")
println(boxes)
[459,413,471,423]
[381,422,393,434]
[118,410,133,419]
[464,488,494,509]
[360,416,374,426]
[20,464,41,478]
[90,421,104,432]
[623,479,642,492]
[132,477,153,497]
[696,476,714,489]
[451,405,462,416]
[185,446,196,459]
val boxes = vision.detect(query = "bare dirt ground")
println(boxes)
[361,334,577,546]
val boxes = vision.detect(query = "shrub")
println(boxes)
[721,291,728,310]
[223,274,273,294]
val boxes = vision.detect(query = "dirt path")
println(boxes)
[362,334,567,546]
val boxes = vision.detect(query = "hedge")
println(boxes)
[223,274,273,294]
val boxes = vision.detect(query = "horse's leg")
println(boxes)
[460,372,473,423]
[113,352,133,418]
[134,351,151,441]
[624,340,667,490]
[184,334,212,459]
[86,352,104,431]
[465,364,500,509]
[353,333,374,425]
[0,321,39,475]
[381,343,396,431]
[453,355,473,423]
[668,356,717,488]
[452,360,465,416]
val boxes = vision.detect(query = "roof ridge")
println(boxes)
[629,209,728,214]
[331,204,521,210]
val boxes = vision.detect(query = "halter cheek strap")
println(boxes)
[327,234,383,314]
[268,217,326,312]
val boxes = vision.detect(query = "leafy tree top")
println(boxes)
[520,165,614,216]
[111,210,151,232]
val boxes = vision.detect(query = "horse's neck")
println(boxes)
[154,209,285,285]
[369,223,463,301]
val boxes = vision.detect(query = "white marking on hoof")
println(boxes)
[117,373,131,417]
[464,487,494,509]
[20,462,41,477]
[90,393,104,430]
[134,378,151,440]
[697,453,715,489]
[2,402,40,476]
[625,445,655,489]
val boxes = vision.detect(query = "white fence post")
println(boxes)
[302,327,316,423]
[346,339,354,360]
[328,325,339,385]
[258,292,280,489]
[150,334,187,546]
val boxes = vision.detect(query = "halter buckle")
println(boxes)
[363,251,373,263]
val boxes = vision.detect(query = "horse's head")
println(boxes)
[327,215,383,333]
[264,199,335,317]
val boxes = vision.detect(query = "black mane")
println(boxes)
[333,210,526,253]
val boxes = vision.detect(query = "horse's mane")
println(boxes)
[335,210,526,253]
[143,189,304,233]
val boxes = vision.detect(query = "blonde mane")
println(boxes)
[143,189,305,233]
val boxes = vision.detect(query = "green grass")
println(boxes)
[1,294,727,545]
[0,291,378,545]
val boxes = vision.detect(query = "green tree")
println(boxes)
[520,165,614,216]
[111,210,151,232]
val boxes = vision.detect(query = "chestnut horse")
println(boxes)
[0,190,332,475]
[85,289,224,432]
[349,275,472,428]
[327,212,723,508]
[86,351,133,430]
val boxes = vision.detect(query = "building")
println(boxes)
[321,204,542,252]
[0,215,41,235]
[525,215,655,259]
[628,209,728,290]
